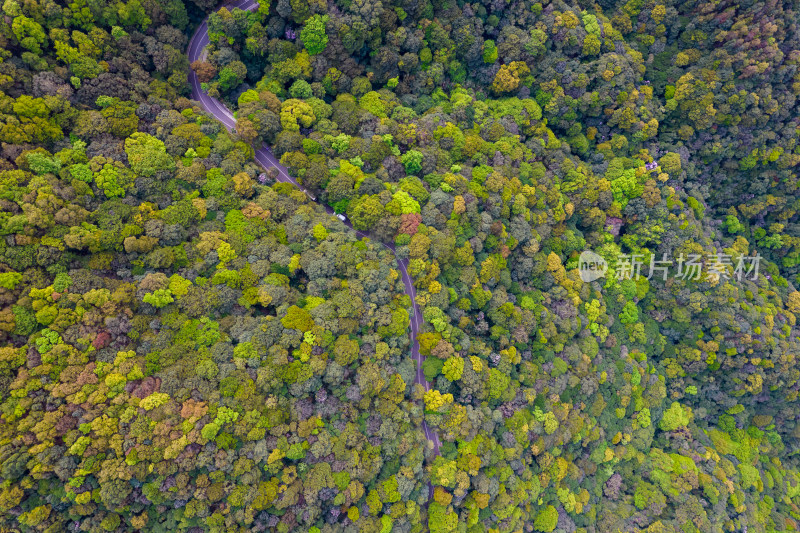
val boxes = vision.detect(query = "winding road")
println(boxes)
[188,0,441,470]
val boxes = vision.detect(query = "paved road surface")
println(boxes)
[187,0,442,482]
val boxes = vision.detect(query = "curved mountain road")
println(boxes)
[188,0,441,479]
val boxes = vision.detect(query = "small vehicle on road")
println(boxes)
[334,212,347,222]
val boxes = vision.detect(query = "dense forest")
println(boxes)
[2,0,800,531]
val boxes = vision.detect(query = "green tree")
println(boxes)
[659,152,682,176]
[582,34,601,56]
[25,151,61,175]
[300,14,329,55]
[280,99,316,131]
[442,356,464,381]
[347,195,385,230]
[619,301,639,324]
[281,305,314,332]
[428,502,457,532]
[117,0,150,30]
[97,97,139,138]
[312,223,327,241]
[218,61,247,92]
[289,79,313,99]
[95,165,126,198]
[660,401,692,431]
[12,16,47,54]
[482,40,498,63]
[533,505,558,532]
[401,150,423,175]
[124,133,176,177]
[143,289,174,308]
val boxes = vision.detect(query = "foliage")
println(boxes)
[124,133,176,177]
[2,0,800,531]
[300,14,329,56]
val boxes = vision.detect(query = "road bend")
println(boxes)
[188,0,442,498]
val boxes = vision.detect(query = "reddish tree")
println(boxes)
[399,213,422,235]
[93,331,112,349]
[191,60,217,83]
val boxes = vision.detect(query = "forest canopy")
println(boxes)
[1,0,800,532]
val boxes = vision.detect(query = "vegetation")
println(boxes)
[1,0,800,531]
